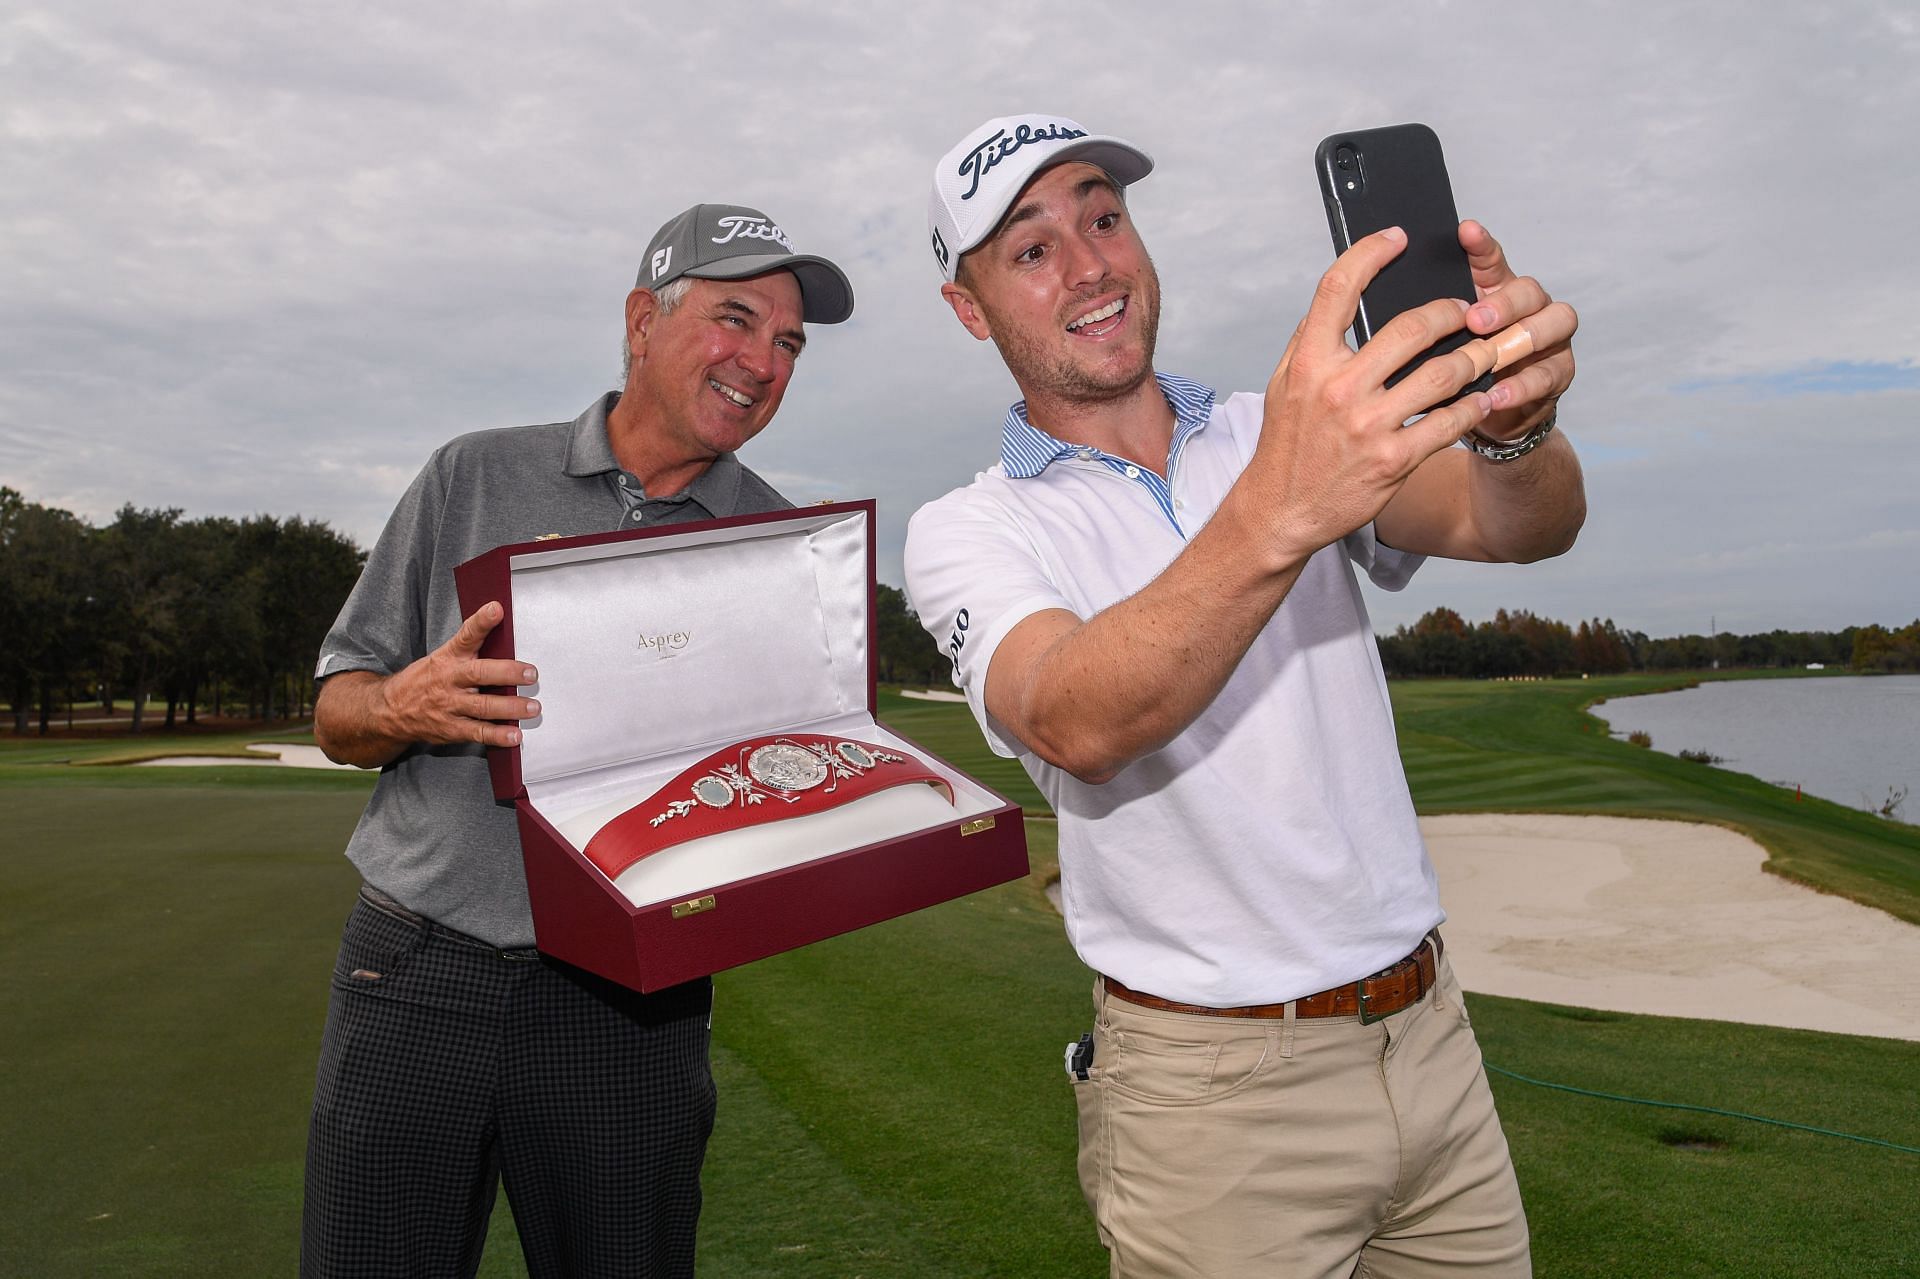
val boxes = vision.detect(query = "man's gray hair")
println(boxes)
[620,277,694,385]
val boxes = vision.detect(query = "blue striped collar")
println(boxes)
[999,372,1218,480]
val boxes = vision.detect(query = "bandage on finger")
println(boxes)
[1461,322,1536,378]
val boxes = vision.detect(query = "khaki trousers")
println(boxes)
[1073,952,1529,1278]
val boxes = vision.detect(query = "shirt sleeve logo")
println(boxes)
[945,607,970,664]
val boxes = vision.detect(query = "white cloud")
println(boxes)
[2,0,1916,639]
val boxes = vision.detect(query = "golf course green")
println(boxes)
[3,676,1915,1276]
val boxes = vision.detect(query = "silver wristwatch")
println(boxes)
[1461,409,1557,463]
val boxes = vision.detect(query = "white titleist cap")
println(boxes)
[927,113,1153,282]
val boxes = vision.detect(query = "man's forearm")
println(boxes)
[1464,431,1585,563]
[314,671,411,769]
[997,493,1309,783]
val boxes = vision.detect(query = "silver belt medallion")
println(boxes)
[746,743,831,792]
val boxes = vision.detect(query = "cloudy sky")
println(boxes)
[4,2,1915,638]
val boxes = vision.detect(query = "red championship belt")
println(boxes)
[583,735,954,879]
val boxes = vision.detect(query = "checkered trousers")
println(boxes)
[301,890,716,1278]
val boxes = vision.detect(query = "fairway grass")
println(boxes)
[2,786,364,1276]
[5,680,1916,1275]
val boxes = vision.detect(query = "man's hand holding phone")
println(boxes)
[1314,123,1577,442]
[1240,226,1497,567]
[1241,221,1579,570]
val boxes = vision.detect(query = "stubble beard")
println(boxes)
[987,262,1163,411]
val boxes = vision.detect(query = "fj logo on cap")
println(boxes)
[957,122,1088,200]
[650,247,673,280]
[712,215,795,251]
[930,227,949,270]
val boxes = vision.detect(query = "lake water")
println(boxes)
[1593,675,1920,821]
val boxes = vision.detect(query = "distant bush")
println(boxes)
[1374,606,1864,679]
[1851,621,1920,673]
[1627,731,1653,748]
[1677,749,1723,764]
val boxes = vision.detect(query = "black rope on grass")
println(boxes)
[1484,1062,1920,1154]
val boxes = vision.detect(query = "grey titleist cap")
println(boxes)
[638,203,855,324]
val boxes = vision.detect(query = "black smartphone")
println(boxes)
[1316,123,1490,400]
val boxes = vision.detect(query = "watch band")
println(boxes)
[583,735,953,880]
[1461,408,1557,463]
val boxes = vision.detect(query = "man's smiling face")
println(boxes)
[630,271,807,462]
[943,161,1161,411]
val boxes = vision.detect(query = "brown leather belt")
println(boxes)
[1103,933,1441,1025]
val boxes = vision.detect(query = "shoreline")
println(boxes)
[1584,673,1919,825]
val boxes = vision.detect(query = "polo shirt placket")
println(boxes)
[1000,372,1216,536]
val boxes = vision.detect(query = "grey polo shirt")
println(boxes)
[316,392,790,947]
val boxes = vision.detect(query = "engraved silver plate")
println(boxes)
[691,776,734,809]
[746,743,829,792]
[836,742,876,769]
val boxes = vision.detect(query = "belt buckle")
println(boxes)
[1356,942,1433,1024]
[1356,980,1387,1025]
[1355,950,1415,1025]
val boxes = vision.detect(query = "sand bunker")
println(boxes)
[132,743,366,771]
[1422,813,1920,1041]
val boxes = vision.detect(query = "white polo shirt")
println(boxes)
[904,373,1443,1007]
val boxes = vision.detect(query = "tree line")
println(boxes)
[2,488,956,735]
[1,488,365,734]
[12,484,1905,736]
[1375,606,1919,680]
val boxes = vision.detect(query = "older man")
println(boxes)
[304,204,852,1278]
[905,115,1583,1277]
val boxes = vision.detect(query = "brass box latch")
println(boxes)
[960,816,996,837]
[670,894,717,919]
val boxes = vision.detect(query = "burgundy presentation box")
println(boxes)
[454,500,1028,993]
